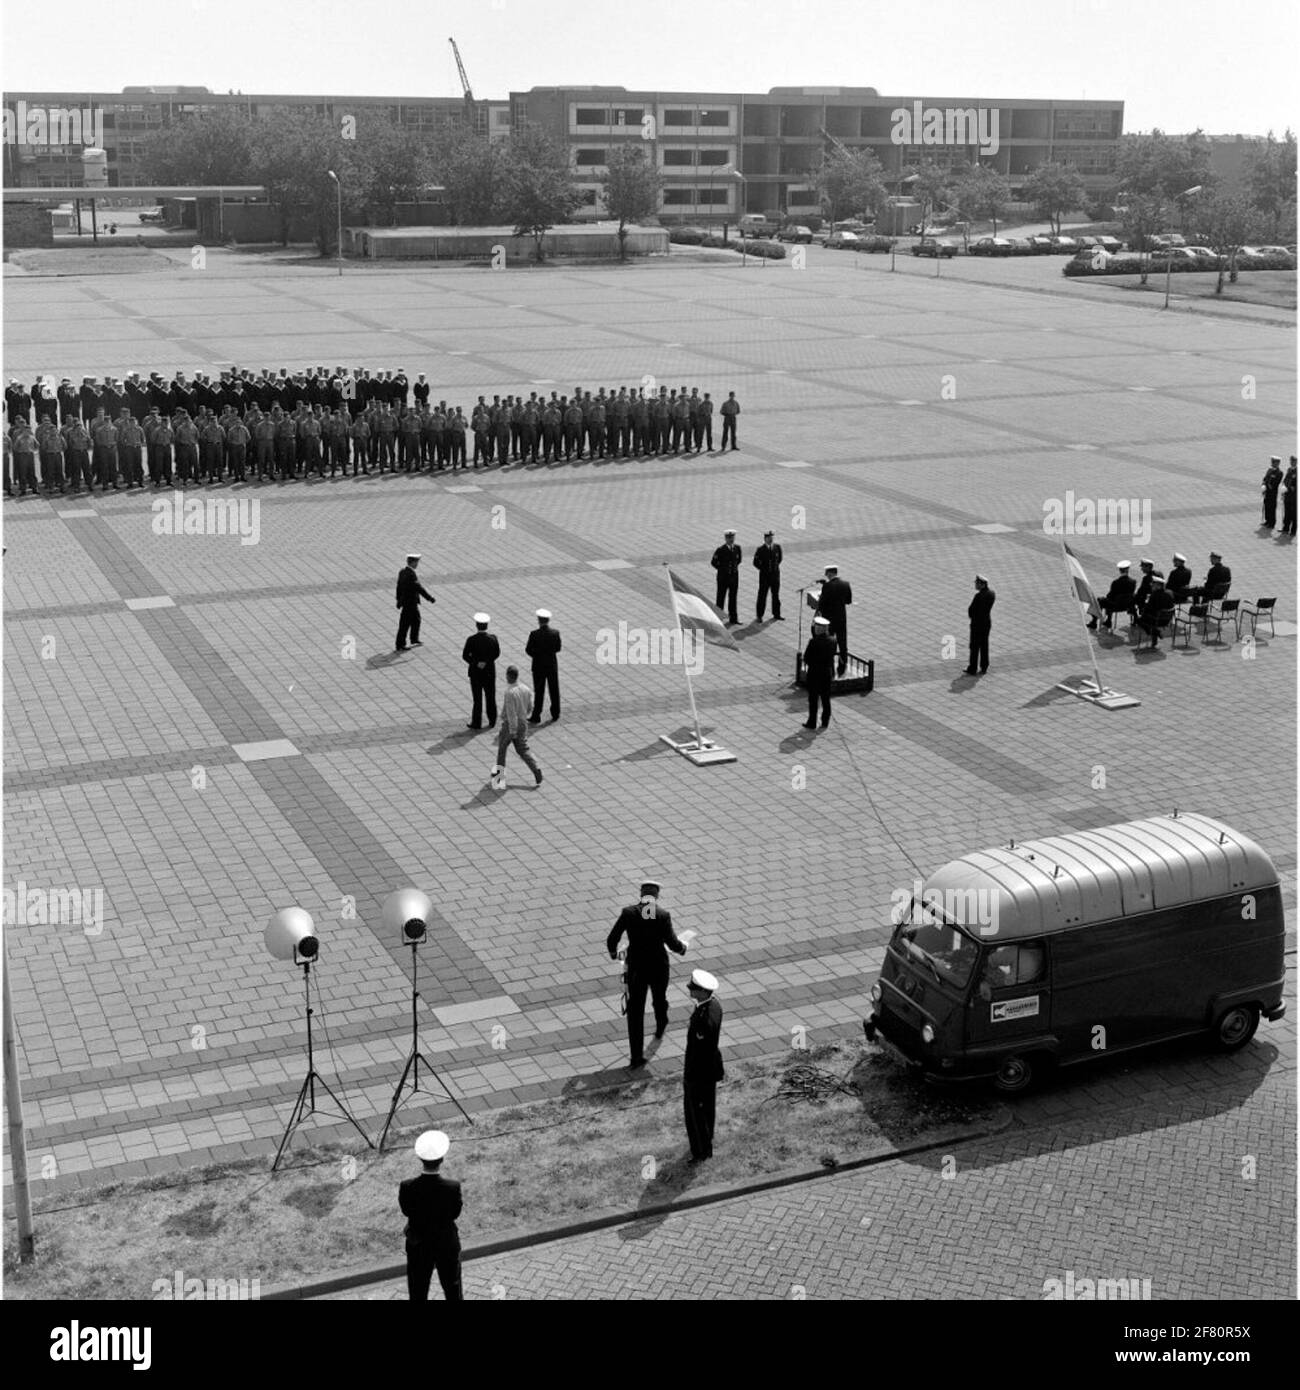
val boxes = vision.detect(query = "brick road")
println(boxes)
[2,247,1294,1295]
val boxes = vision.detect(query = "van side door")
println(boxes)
[964,940,1051,1056]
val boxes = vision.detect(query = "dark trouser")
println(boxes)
[757,572,781,619]
[658,418,672,452]
[495,724,540,776]
[827,617,848,670]
[530,664,560,720]
[511,423,522,459]
[405,1239,463,1302]
[626,962,669,1062]
[228,444,247,480]
[202,441,224,481]
[588,424,605,457]
[715,575,738,624]
[303,439,322,476]
[700,418,713,450]
[683,1076,717,1159]
[121,444,144,487]
[969,624,990,672]
[69,449,94,489]
[563,425,581,459]
[1283,497,1296,536]
[474,430,490,463]
[40,452,65,490]
[378,434,396,469]
[93,445,118,488]
[1098,598,1127,628]
[330,437,349,474]
[721,416,737,450]
[671,420,686,452]
[542,427,559,462]
[618,421,632,455]
[396,604,422,649]
[276,437,296,476]
[692,420,705,450]
[15,454,38,492]
[496,430,511,463]
[469,669,497,726]
[521,426,538,461]
[807,684,831,725]
[1263,495,1279,528]
[256,438,275,475]
[174,444,196,483]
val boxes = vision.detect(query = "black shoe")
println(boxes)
[467,723,482,730]
[629,1056,646,1069]
[410,639,422,646]
[821,720,830,728]
[534,767,543,785]
[774,614,784,620]
[802,721,816,729]
[980,667,988,674]
[550,712,560,722]
[1086,619,1098,630]
[962,668,977,675]
[527,716,541,725]
[654,1025,666,1039]
[395,645,407,652]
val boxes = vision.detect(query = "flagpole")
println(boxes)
[664,564,706,750]
[1060,541,1106,695]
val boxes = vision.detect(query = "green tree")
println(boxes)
[1191,188,1268,290]
[814,145,887,226]
[599,142,661,260]
[905,160,955,231]
[432,126,509,226]
[354,120,436,228]
[139,107,255,185]
[1118,192,1166,284]
[502,127,583,262]
[952,163,1012,239]
[1115,129,1214,200]
[247,111,360,253]
[1244,130,1298,241]
[1022,161,1089,235]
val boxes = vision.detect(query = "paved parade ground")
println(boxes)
[2,248,1296,1297]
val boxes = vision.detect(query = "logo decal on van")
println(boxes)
[991,996,1039,1022]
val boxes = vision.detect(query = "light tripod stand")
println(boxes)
[273,952,374,1171]
[378,937,474,1150]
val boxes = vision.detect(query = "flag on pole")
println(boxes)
[1061,542,1102,624]
[667,568,740,650]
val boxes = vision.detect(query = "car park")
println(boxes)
[776,224,813,243]
[1047,235,1078,254]
[911,237,958,258]
[825,230,861,249]
[1003,237,1035,256]
[969,236,1014,257]
[1092,235,1124,253]
[1184,246,1220,263]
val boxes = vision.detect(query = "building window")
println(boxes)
[697,148,729,166]
[662,149,694,166]
[696,188,729,205]
[575,107,607,126]
[663,109,694,127]
[575,148,607,167]
[698,109,729,128]
[662,187,695,205]
[612,107,644,127]
[579,188,598,206]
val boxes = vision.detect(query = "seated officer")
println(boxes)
[1089,559,1136,631]
[1167,552,1192,602]
[1136,574,1176,648]
[1189,551,1231,603]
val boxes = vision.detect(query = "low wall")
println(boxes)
[4,201,54,249]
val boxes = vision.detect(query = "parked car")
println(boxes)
[738,212,784,239]
[853,234,896,253]
[1004,237,1036,256]
[969,236,1014,257]
[1184,246,1220,264]
[1150,247,1201,264]
[1253,245,1292,257]
[1148,232,1187,249]
[911,237,959,258]
[776,224,813,243]
[825,231,862,249]
[1092,235,1124,253]
[1047,235,1079,254]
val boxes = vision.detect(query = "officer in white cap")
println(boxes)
[818,564,853,674]
[1092,559,1137,631]
[1261,455,1284,529]
[1133,557,1156,615]
[964,574,995,676]
[711,529,742,625]
[463,613,500,730]
[525,608,562,723]
[395,553,436,652]
[684,969,724,1162]
[1167,552,1192,599]
[398,1131,463,1301]
[802,614,837,729]
[607,879,688,1067]
[754,528,784,621]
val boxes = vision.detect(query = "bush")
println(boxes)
[668,229,703,246]
[1062,252,1294,277]
[744,239,786,259]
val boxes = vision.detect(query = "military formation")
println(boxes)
[3,370,743,495]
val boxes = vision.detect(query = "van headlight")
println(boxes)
[869,983,881,1003]
[921,1024,935,1043]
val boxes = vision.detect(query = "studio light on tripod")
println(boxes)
[264,906,319,961]
[382,887,432,944]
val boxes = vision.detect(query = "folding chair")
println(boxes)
[1172,603,1208,648]
[1203,597,1240,642]
[1237,596,1277,638]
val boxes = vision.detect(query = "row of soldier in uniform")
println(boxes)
[1088,552,1234,647]
[1260,455,1298,535]
[3,385,744,493]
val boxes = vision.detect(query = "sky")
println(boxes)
[2,0,1297,136]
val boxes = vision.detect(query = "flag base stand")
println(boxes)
[1056,679,1141,710]
[658,733,737,765]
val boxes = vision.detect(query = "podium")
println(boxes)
[795,584,875,694]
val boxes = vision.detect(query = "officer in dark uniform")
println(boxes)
[683,969,724,1162]
[463,612,500,729]
[1262,456,1283,529]
[801,615,836,727]
[395,552,436,652]
[1189,552,1231,602]
[1132,558,1155,616]
[1089,560,1136,631]
[525,608,562,722]
[1167,552,1192,601]
[752,529,783,620]
[711,529,742,625]
[817,564,853,674]
[964,574,995,675]
[1137,574,1175,648]
[398,1130,463,1302]
[607,880,688,1068]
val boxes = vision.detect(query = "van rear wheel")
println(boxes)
[992,1054,1036,1094]
[1212,1005,1259,1052]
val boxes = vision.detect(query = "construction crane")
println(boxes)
[819,126,854,159]
[448,37,479,132]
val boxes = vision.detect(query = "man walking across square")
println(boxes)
[494,666,543,786]
[395,553,435,652]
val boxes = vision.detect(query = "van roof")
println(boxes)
[921,814,1278,942]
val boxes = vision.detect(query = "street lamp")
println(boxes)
[1164,184,1203,309]
[326,169,343,277]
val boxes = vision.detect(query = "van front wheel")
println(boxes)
[992,1054,1036,1094]
[1212,1005,1259,1052]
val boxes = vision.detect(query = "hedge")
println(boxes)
[1064,253,1295,277]
[667,231,786,258]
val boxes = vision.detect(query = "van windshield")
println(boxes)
[894,907,980,989]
